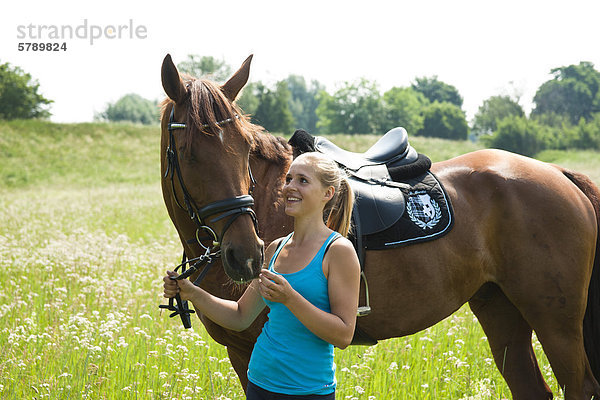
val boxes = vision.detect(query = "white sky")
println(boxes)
[1,0,599,125]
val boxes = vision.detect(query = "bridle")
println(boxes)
[159,105,259,328]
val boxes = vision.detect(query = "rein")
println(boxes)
[159,105,259,328]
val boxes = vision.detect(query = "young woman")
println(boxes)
[163,152,361,399]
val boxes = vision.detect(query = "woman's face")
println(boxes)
[282,158,332,217]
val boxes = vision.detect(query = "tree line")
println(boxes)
[1,56,599,157]
[236,74,469,140]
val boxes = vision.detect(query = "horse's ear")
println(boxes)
[161,54,187,104]
[222,54,253,101]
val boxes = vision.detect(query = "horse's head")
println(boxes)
[160,54,264,284]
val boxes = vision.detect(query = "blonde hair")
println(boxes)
[295,152,354,236]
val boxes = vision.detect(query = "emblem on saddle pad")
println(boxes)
[406,190,442,229]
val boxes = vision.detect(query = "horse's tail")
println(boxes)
[560,168,600,383]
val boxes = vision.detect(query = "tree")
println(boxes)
[532,62,600,124]
[285,75,324,133]
[253,81,294,134]
[482,116,547,156]
[472,95,524,137]
[412,76,463,108]
[382,87,429,135]
[418,102,468,140]
[177,55,232,81]
[316,79,383,134]
[0,62,52,120]
[237,81,261,116]
[97,93,158,125]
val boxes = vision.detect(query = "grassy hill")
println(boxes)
[0,120,161,189]
[2,119,598,189]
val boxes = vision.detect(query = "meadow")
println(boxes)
[1,120,599,399]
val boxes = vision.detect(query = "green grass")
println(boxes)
[537,148,600,184]
[0,119,160,188]
[2,120,598,399]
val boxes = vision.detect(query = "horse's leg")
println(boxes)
[526,313,599,400]
[226,344,252,393]
[495,240,599,399]
[488,264,599,399]
[469,283,553,400]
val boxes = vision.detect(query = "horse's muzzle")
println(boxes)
[222,241,264,284]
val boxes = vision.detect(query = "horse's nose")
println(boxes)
[224,247,240,270]
[224,246,261,282]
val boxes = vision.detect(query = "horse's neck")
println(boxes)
[250,148,294,245]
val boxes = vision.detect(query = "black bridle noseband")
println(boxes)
[159,105,259,328]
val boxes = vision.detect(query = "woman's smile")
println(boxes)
[285,195,302,212]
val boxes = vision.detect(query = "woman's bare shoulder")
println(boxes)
[264,236,286,260]
[325,236,359,270]
[329,236,355,252]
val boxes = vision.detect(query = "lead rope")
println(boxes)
[159,252,195,328]
[159,247,219,328]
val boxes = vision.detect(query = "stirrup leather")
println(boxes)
[357,271,372,317]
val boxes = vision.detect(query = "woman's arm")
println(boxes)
[163,276,265,331]
[258,237,360,348]
[163,240,280,332]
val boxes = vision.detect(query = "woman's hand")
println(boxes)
[163,271,198,301]
[258,269,296,304]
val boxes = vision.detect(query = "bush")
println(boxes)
[96,94,158,125]
[417,102,468,140]
[529,112,600,151]
[482,116,547,156]
[572,114,600,150]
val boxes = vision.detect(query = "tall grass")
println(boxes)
[2,120,597,399]
[3,185,559,400]
[536,149,600,184]
[0,120,159,188]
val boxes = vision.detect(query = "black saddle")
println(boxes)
[314,127,418,172]
[289,128,431,236]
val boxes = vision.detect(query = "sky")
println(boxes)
[1,0,600,125]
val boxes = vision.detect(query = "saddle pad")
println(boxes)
[364,172,454,249]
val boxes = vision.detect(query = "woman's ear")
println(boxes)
[324,186,335,202]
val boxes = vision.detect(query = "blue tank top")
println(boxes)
[247,231,341,395]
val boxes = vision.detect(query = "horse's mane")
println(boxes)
[251,130,291,166]
[160,77,291,165]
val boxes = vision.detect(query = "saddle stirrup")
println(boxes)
[357,271,372,317]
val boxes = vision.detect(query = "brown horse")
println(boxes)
[160,54,600,399]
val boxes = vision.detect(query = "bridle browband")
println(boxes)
[159,104,259,328]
